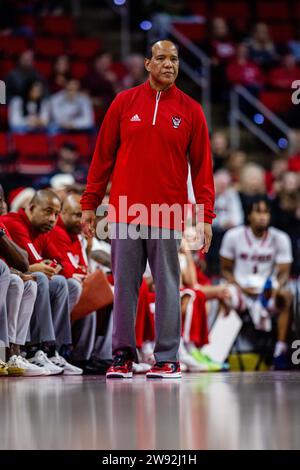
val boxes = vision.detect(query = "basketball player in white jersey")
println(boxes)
[220,196,293,368]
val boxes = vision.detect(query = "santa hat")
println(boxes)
[8,187,36,213]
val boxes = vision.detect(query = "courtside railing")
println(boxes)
[230,85,292,154]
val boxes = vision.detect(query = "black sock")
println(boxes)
[41,342,56,357]
[26,344,40,359]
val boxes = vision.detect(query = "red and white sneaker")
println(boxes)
[146,361,182,379]
[106,352,133,378]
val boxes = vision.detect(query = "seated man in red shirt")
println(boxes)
[1,189,82,375]
[50,193,113,374]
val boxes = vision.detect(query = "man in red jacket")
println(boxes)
[1,189,82,375]
[81,40,215,379]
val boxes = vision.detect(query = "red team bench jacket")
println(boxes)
[0,209,84,278]
[50,216,87,278]
[81,80,215,229]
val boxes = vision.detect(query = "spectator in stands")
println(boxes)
[49,55,71,93]
[122,54,147,89]
[207,169,243,275]
[211,130,230,171]
[206,17,236,101]
[82,52,117,109]
[239,163,266,216]
[226,149,247,187]
[265,156,289,196]
[268,53,300,90]
[246,23,278,69]
[50,78,95,133]
[271,171,300,275]
[34,141,87,189]
[220,196,293,369]
[227,43,264,95]
[5,50,47,102]
[213,169,244,230]
[1,189,83,375]
[8,80,50,133]
[209,17,236,66]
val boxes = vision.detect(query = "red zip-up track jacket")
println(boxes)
[81,80,215,230]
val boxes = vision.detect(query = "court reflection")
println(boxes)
[1,372,300,450]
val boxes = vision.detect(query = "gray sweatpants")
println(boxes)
[0,260,10,348]
[71,308,113,361]
[6,274,37,345]
[111,223,181,363]
[29,273,73,347]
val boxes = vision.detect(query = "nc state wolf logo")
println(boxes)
[172,116,181,128]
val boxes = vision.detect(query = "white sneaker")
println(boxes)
[180,362,188,372]
[17,356,50,376]
[179,341,209,372]
[133,362,151,374]
[27,350,63,375]
[48,352,83,375]
[140,341,155,365]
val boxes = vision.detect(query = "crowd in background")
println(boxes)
[0,0,300,375]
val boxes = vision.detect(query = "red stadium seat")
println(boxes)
[260,90,292,114]
[186,1,208,17]
[0,37,29,57]
[35,37,65,58]
[257,2,290,21]
[35,60,53,79]
[294,1,300,19]
[40,15,75,36]
[0,59,14,77]
[171,22,206,42]
[68,38,102,60]
[0,133,9,158]
[213,1,250,20]
[12,134,54,174]
[12,133,49,157]
[71,61,89,80]
[268,24,295,43]
[51,133,91,160]
[0,107,9,131]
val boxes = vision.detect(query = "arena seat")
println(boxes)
[0,107,9,130]
[40,15,75,37]
[0,37,29,57]
[260,90,293,114]
[12,133,54,174]
[186,1,208,17]
[68,38,102,60]
[257,2,290,21]
[171,22,206,42]
[212,1,250,20]
[294,1,300,19]
[0,59,14,77]
[0,133,9,159]
[35,37,65,59]
[268,24,295,43]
